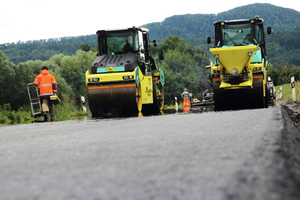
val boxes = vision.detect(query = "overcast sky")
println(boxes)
[0,0,299,44]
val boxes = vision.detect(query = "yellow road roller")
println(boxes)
[86,27,164,117]
[207,16,272,110]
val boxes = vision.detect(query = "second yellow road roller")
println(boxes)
[207,16,272,110]
[86,27,164,117]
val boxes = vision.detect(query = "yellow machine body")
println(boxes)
[85,27,164,117]
[210,45,261,89]
[208,16,271,109]
[86,67,163,117]
[86,27,164,117]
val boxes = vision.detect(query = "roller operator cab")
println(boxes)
[207,16,272,110]
[86,27,164,117]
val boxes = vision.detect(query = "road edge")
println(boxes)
[278,104,300,198]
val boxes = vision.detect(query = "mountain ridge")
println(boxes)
[143,3,300,40]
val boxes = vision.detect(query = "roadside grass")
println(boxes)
[1,94,190,126]
[0,104,32,125]
[53,94,91,122]
[275,81,300,101]
[0,96,90,126]
[163,102,184,110]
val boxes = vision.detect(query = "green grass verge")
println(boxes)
[1,97,190,126]
[163,102,184,110]
[0,102,90,126]
[275,82,300,101]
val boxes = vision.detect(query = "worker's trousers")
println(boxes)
[42,98,54,115]
[183,98,190,107]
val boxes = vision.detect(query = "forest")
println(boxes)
[144,3,300,40]
[0,3,300,114]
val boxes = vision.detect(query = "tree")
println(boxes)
[13,63,35,109]
[49,54,64,67]
[80,43,91,52]
[276,63,291,85]
[289,67,300,82]
[58,50,96,98]
[156,36,210,104]
[0,51,16,107]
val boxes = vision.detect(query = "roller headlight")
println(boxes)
[123,75,134,80]
[248,52,252,57]
[88,78,99,82]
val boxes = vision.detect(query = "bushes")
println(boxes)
[0,97,90,125]
[156,35,210,104]
[0,104,31,124]
[54,93,90,121]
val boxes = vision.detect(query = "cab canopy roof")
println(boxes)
[214,16,264,26]
[96,27,149,35]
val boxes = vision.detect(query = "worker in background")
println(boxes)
[181,88,190,112]
[181,88,190,100]
[33,66,57,122]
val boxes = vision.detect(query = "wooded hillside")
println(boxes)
[144,3,300,40]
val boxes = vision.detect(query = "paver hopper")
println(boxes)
[207,16,272,110]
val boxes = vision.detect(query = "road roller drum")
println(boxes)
[88,83,137,117]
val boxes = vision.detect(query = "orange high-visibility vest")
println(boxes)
[33,69,57,98]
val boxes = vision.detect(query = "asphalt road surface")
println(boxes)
[0,107,299,200]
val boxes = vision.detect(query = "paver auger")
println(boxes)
[86,27,164,117]
[207,16,271,110]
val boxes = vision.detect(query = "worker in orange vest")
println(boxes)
[33,66,57,122]
[181,88,190,112]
